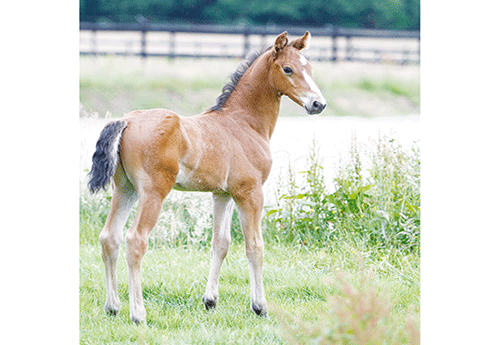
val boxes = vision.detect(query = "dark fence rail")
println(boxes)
[80,22,420,64]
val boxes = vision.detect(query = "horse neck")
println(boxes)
[223,53,281,139]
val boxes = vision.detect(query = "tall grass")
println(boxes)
[265,135,420,256]
[80,188,214,248]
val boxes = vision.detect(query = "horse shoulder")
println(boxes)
[213,117,273,194]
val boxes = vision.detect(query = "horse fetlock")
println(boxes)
[130,315,145,324]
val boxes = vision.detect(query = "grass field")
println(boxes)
[80,136,420,344]
[80,56,419,343]
[79,56,419,119]
[80,244,418,344]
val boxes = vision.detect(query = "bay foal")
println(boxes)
[88,31,327,324]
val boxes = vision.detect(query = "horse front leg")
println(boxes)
[234,187,267,317]
[202,193,234,312]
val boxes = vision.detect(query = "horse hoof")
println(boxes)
[129,309,146,324]
[251,302,268,317]
[130,315,145,324]
[105,305,120,316]
[202,296,217,312]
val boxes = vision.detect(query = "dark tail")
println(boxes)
[88,121,128,193]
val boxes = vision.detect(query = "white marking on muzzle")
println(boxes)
[302,70,326,104]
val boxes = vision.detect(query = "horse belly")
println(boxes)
[173,163,227,192]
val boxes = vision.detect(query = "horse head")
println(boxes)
[270,31,327,115]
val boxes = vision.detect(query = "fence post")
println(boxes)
[260,34,267,50]
[141,29,147,58]
[136,15,148,59]
[243,25,250,58]
[91,28,97,57]
[169,31,176,59]
[330,25,338,62]
[417,36,420,64]
[346,35,352,62]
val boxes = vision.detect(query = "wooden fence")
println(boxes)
[80,22,420,64]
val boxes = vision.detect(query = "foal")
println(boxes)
[88,31,326,324]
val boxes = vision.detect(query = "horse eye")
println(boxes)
[283,66,293,75]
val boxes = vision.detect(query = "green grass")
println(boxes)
[80,135,419,344]
[80,56,420,118]
[80,243,418,344]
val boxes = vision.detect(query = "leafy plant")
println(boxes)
[265,135,420,254]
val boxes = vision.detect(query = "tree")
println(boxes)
[79,0,420,30]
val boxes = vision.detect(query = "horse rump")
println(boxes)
[88,121,128,193]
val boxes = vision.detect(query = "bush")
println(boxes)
[264,135,420,254]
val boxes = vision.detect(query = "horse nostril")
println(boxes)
[306,99,326,115]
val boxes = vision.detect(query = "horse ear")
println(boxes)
[273,31,289,56]
[291,31,311,51]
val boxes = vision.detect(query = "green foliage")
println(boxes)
[80,188,215,248]
[265,136,420,255]
[80,0,420,30]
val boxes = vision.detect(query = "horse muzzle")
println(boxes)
[304,98,327,115]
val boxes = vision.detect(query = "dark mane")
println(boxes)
[210,46,271,111]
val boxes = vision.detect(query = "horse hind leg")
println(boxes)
[202,193,234,312]
[98,163,138,316]
[125,171,177,324]
[125,188,170,324]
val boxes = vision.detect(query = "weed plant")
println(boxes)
[80,188,214,248]
[265,135,420,256]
